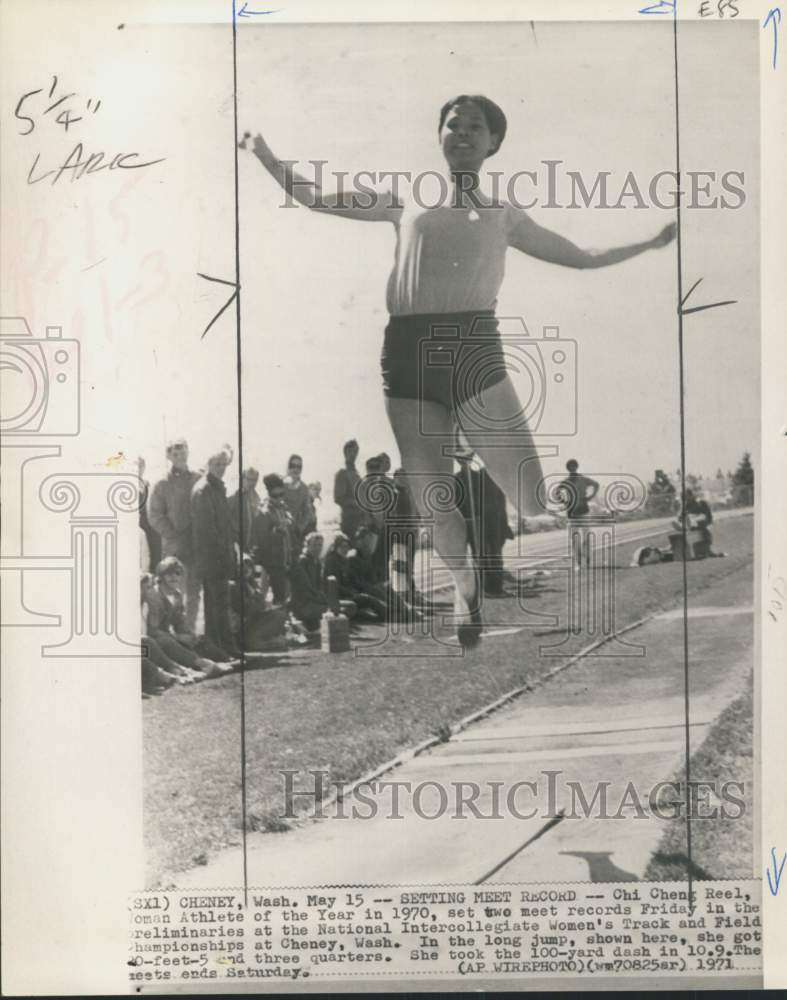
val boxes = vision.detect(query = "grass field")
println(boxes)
[645,679,754,882]
[144,514,754,886]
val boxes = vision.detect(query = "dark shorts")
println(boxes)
[381,311,507,408]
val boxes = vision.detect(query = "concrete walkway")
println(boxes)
[171,564,753,890]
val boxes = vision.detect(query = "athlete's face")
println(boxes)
[440,102,498,171]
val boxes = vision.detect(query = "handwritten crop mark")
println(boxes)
[766,846,786,895]
[679,276,736,317]
[197,273,240,339]
[764,8,781,69]
[237,3,281,16]
[638,0,675,13]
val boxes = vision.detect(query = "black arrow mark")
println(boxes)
[237,2,281,16]
[197,272,239,339]
[679,275,737,317]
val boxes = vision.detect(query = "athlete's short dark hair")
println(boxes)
[438,95,508,156]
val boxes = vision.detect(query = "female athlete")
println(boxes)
[241,95,675,646]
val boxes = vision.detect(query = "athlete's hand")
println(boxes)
[239,131,274,161]
[651,222,677,248]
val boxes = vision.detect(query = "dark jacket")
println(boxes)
[323,550,354,599]
[682,496,713,526]
[347,549,384,596]
[252,499,294,575]
[191,473,235,580]
[334,465,364,538]
[228,487,261,553]
[284,479,316,540]
[289,553,328,617]
[455,467,513,555]
[145,584,187,637]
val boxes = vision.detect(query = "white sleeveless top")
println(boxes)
[384,196,528,317]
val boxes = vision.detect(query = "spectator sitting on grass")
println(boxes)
[673,488,724,558]
[289,532,357,632]
[347,526,421,623]
[148,557,235,677]
[140,573,191,695]
[325,531,385,624]
[323,532,355,599]
[140,573,205,685]
[229,555,288,651]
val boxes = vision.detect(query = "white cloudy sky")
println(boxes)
[2,11,759,512]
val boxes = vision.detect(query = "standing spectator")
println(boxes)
[333,438,365,540]
[191,447,240,657]
[361,455,389,582]
[148,438,202,631]
[307,481,323,529]
[252,473,295,605]
[557,458,600,519]
[391,467,424,604]
[228,467,261,554]
[138,456,161,573]
[557,459,599,571]
[454,452,514,597]
[284,454,317,551]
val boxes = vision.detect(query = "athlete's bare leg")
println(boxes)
[385,397,477,618]
[454,373,551,519]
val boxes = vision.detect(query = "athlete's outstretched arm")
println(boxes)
[509,213,676,269]
[240,132,400,222]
